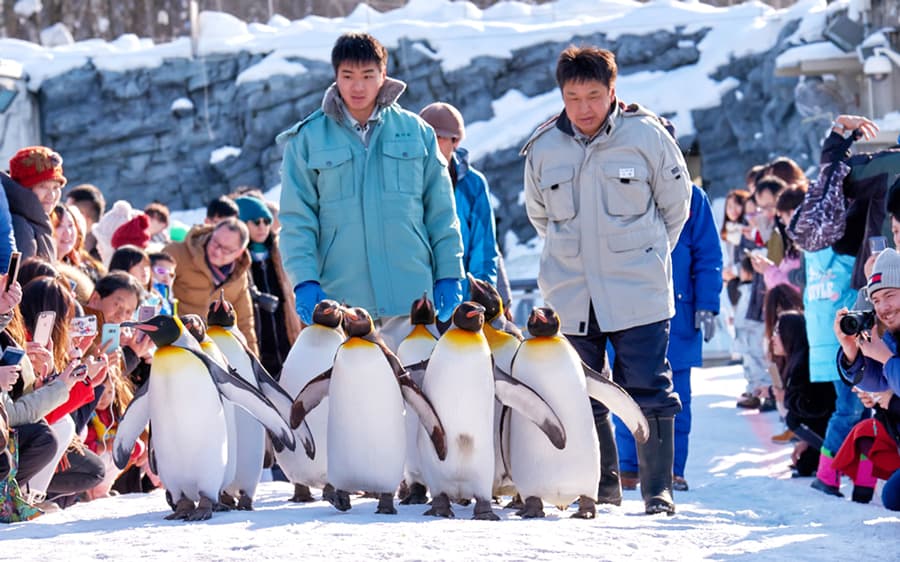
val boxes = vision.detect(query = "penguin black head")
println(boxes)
[123,315,183,348]
[409,292,436,326]
[207,290,236,328]
[180,314,207,342]
[312,299,344,329]
[452,301,485,333]
[467,273,503,321]
[527,306,561,338]
[343,307,375,338]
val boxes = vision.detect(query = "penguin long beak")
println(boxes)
[123,322,158,333]
[533,308,547,323]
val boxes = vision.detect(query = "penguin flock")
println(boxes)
[112,280,649,522]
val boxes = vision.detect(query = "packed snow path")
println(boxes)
[3,365,898,561]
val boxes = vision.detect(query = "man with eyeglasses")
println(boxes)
[163,217,258,353]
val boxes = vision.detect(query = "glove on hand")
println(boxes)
[295,281,326,325]
[694,309,716,343]
[433,278,463,323]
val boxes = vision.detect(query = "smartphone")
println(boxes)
[869,236,887,254]
[101,323,121,352]
[0,346,25,367]
[33,311,56,347]
[5,251,21,292]
[70,315,98,338]
[138,304,157,322]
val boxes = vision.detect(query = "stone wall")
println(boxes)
[38,17,832,248]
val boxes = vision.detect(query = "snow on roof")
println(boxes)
[775,41,846,69]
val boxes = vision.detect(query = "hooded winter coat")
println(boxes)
[164,225,258,353]
[277,77,464,320]
[451,148,499,297]
[1,171,55,263]
[521,101,691,334]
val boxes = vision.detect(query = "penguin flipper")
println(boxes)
[499,405,512,478]
[245,348,296,419]
[194,349,297,452]
[290,369,331,430]
[493,366,567,449]
[397,373,447,461]
[403,358,429,386]
[582,363,650,444]
[113,381,151,469]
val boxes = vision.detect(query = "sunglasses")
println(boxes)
[152,266,176,278]
[249,218,272,226]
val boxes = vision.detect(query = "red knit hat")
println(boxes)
[9,146,67,189]
[111,213,151,249]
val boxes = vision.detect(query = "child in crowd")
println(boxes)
[148,252,176,316]
[731,256,769,408]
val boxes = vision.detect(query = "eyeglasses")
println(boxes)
[153,266,175,279]
[249,218,271,227]
[208,237,242,255]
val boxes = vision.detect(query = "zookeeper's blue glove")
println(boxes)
[433,278,463,323]
[295,281,327,325]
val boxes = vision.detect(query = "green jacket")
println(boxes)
[277,78,464,319]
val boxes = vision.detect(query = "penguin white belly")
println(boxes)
[485,329,521,495]
[149,348,228,502]
[327,341,405,493]
[275,326,341,488]
[210,331,265,498]
[397,329,437,484]
[419,332,495,500]
[201,341,238,491]
[510,340,600,506]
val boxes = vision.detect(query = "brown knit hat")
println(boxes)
[111,213,151,249]
[419,102,465,140]
[9,146,67,188]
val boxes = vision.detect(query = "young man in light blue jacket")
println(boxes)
[277,33,464,345]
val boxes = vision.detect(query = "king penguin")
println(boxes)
[396,292,439,505]
[112,315,304,521]
[467,273,523,500]
[415,302,566,520]
[290,306,447,515]
[205,292,305,510]
[507,306,649,519]
[276,299,345,503]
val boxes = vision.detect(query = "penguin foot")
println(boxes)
[289,484,316,503]
[165,497,194,520]
[399,482,428,505]
[423,493,454,518]
[503,494,524,510]
[236,493,253,511]
[212,501,233,512]
[322,483,337,504]
[186,496,214,521]
[571,496,596,519]
[219,491,236,509]
[472,497,500,521]
[515,496,545,519]
[376,492,397,515]
[165,490,176,511]
[328,489,352,512]
[456,498,472,507]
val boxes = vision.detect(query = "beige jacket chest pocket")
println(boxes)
[602,162,652,217]
[309,146,354,202]
[538,166,577,221]
[382,140,426,196]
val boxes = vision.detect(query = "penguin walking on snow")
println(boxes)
[467,274,523,501]
[112,315,308,521]
[414,302,566,520]
[205,292,304,510]
[276,299,345,503]
[290,306,447,515]
[396,293,439,505]
[507,307,649,519]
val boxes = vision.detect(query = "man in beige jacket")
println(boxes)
[164,217,258,354]
[522,46,691,516]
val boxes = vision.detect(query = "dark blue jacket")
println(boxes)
[668,185,722,370]
[0,172,18,272]
[453,148,498,297]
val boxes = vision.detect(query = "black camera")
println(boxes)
[250,287,280,314]
[839,310,876,336]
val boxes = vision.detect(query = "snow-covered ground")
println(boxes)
[3,364,897,561]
